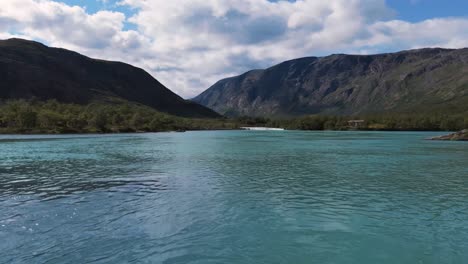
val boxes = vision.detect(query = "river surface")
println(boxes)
[0,131,467,263]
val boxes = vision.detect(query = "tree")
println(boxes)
[130,112,145,130]
[89,110,108,131]
[440,117,462,131]
[18,110,37,128]
[149,117,164,131]
[38,110,64,129]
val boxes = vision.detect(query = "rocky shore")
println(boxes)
[428,129,468,141]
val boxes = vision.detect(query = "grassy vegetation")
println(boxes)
[0,100,237,134]
[0,100,466,134]
[274,113,467,131]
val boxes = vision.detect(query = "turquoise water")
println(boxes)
[0,131,467,263]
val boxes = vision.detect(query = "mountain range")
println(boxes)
[2,38,467,119]
[0,38,219,118]
[194,48,468,117]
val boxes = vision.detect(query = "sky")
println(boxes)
[1,0,467,98]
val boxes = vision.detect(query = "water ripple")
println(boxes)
[0,131,467,263]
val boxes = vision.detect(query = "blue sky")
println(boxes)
[389,0,468,21]
[1,0,468,97]
[60,0,137,30]
[61,0,116,13]
[62,0,468,23]
[57,0,468,32]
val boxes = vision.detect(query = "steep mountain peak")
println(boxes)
[194,48,468,117]
[0,38,220,118]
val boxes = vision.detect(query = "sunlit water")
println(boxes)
[0,131,467,264]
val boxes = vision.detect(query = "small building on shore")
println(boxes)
[347,120,365,129]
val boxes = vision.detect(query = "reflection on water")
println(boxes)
[0,131,467,263]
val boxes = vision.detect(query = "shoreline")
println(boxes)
[0,129,460,136]
[426,130,468,141]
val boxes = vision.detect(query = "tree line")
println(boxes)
[0,100,236,133]
[0,100,466,133]
[274,114,468,131]
[232,114,467,131]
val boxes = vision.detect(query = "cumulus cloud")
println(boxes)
[1,0,468,97]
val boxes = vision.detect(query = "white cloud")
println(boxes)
[0,0,138,50]
[0,0,468,98]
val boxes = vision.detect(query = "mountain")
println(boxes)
[194,48,468,117]
[0,38,219,118]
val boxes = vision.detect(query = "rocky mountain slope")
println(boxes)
[194,48,468,117]
[0,38,219,118]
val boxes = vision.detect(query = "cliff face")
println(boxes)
[0,38,220,118]
[194,48,468,117]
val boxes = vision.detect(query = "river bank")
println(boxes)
[427,129,468,141]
